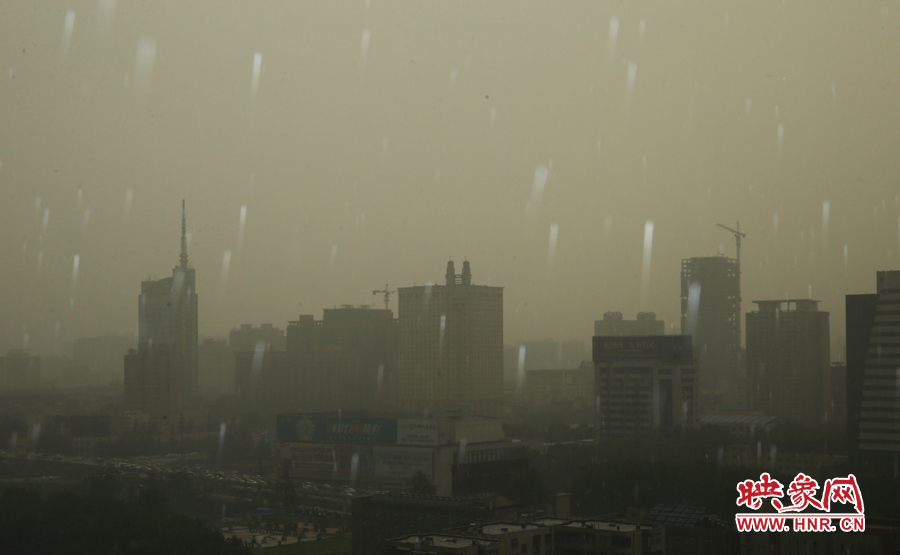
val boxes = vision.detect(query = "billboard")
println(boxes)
[374,446,433,478]
[277,415,398,444]
[397,419,439,446]
[592,335,693,364]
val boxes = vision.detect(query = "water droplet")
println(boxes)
[359,29,371,70]
[822,200,830,245]
[606,16,619,67]
[530,164,548,214]
[250,51,262,119]
[448,68,457,88]
[133,36,156,99]
[547,222,559,276]
[238,205,247,248]
[641,220,654,307]
[221,249,232,292]
[72,254,80,290]
[61,10,75,62]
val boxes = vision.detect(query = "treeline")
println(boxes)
[0,477,250,554]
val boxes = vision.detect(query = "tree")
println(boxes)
[406,470,436,495]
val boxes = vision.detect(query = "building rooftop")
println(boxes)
[642,504,707,527]
[699,414,777,426]
[560,520,649,532]
[389,534,498,548]
[480,522,544,535]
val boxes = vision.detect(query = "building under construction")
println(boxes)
[680,256,741,406]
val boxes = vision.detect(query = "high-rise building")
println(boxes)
[593,335,696,435]
[229,323,286,353]
[123,343,183,417]
[243,306,398,412]
[680,256,741,402]
[397,261,504,417]
[846,292,878,464]
[847,271,900,467]
[127,202,197,413]
[198,338,231,398]
[745,300,831,426]
[137,201,198,398]
[594,311,665,337]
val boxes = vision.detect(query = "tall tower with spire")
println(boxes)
[128,202,199,414]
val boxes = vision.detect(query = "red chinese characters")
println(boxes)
[737,473,784,510]
[736,473,865,515]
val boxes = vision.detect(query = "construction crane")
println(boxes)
[717,222,747,347]
[373,284,396,311]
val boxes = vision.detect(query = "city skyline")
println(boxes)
[2,2,899,359]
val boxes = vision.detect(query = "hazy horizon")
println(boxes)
[2,1,898,359]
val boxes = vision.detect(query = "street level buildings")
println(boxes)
[397,261,504,417]
[745,299,831,426]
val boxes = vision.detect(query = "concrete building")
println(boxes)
[397,261,504,417]
[847,270,900,469]
[745,299,831,426]
[594,336,696,435]
[281,306,397,412]
[229,323,286,353]
[135,201,198,399]
[0,350,40,390]
[383,534,502,555]
[123,343,184,418]
[680,256,741,406]
[198,338,231,398]
[595,312,665,337]
[276,413,528,498]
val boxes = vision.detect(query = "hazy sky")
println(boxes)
[1,1,898,358]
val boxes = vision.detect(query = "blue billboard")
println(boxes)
[276,415,398,444]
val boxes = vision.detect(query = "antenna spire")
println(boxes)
[180,200,188,269]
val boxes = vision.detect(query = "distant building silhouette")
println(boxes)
[680,256,741,407]
[198,338,230,398]
[594,311,665,337]
[847,270,900,471]
[0,350,40,390]
[126,202,197,415]
[846,291,879,465]
[397,261,504,417]
[123,343,183,417]
[745,299,831,426]
[137,201,198,398]
[235,307,396,411]
[593,335,695,435]
[229,323,286,353]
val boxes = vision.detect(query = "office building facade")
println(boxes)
[135,202,198,399]
[680,256,741,404]
[594,335,696,435]
[745,299,831,426]
[397,261,504,417]
[848,271,900,465]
